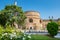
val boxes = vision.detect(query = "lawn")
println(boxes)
[30,34,60,40]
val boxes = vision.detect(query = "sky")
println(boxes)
[0,0,60,19]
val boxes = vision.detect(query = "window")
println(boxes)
[40,20,42,23]
[29,18,33,23]
[30,27,33,30]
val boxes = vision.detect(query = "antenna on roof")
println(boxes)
[14,0,17,5]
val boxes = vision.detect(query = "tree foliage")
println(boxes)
[47,21,58,37]
[0,5,26,28]
[57,20,60,26]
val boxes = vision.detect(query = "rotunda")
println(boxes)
[25,11,43,30]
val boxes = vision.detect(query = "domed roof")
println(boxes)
[25,11,40,16]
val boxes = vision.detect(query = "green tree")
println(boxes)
[0,5,26,28]
[47,21,58,37]
[57,20,60,26]
[57,20,60,30]
[0,12,10,28]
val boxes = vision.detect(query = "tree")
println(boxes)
[47,21,58,37]
[0,5,26,28]
[57,20,60,26]
[0,12,10,28]
[57,20,60,30]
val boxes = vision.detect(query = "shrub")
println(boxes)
[0,26,31,40]
[0,32,31,40]
[47,21,58,37]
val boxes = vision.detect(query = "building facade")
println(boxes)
[25,11,50,31]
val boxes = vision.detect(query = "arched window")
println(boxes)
[30,27,33,30]
[40,20,42,23]
[29,18,33,23]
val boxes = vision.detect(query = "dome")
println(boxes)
[25,11,40,16]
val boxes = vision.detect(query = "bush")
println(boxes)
[0,32,31,40]
[0,26,31,40]
[47,21,58,37]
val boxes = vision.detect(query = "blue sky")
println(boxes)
[0,0,60,19]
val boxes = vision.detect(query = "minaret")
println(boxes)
[14,0,17,5]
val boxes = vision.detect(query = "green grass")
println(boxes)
[30,34,60,40]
